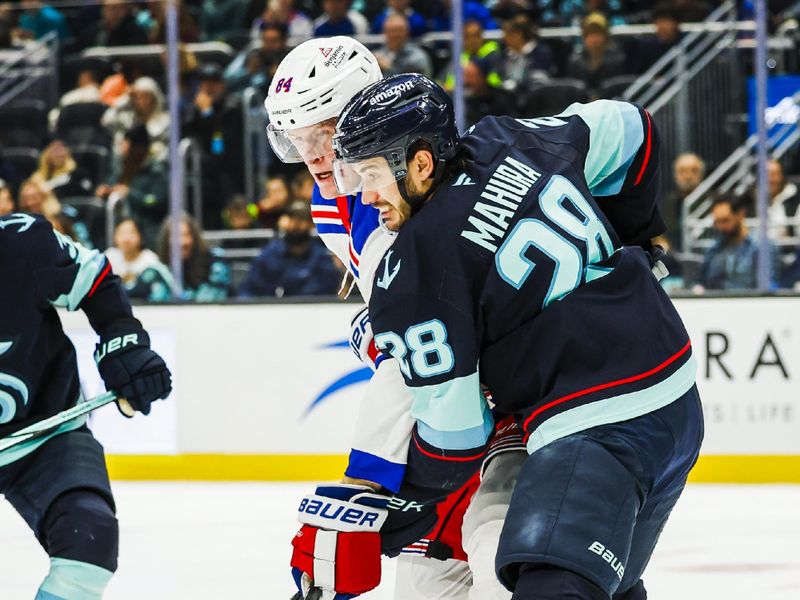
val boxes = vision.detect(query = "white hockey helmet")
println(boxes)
[265,36,382,163]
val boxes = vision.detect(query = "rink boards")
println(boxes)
[59,296,800,483]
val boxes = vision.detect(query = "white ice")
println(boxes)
[1,482,799,599]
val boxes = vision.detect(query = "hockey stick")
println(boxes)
[0,392,133,453]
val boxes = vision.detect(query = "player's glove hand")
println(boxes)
[481,414,526,479]
[291,484,388,600]
[94,319,172,417]
[349,307,384,371]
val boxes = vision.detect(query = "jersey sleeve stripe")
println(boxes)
[87,260,111,298]
[411,429,487,462]
[345,448,406,492]
[633,110,653,186]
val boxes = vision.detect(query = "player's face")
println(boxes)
[354,158,411,231]
[288,120,338,198]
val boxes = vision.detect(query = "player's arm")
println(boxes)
[557,99,665,246]
[26,215,171,416]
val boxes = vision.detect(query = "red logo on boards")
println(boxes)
[320,48,333,57]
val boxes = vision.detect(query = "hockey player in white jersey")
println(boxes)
[265,37,524,600]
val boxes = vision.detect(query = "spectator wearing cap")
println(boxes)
[103,77,171,157]
[77,0,148,49]
[251,0,313,42]
[636,3,683,73]
[566,12,627,99]
[238,201,341,298]
[313,0,369,37]
[371,0,427,37]
[493,15,554,93]
[375,14,432,78]
[0,179,15,216]
[97,125,169,249]
[183,63,245,227]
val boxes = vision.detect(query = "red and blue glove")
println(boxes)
[290,484,388,600]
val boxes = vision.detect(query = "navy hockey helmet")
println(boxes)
[331,74,459,199]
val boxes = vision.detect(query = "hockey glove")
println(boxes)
[94,319,172,416]
[291,484,388,600]
[348,307,384,371]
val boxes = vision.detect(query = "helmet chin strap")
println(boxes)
[398,158,448,216]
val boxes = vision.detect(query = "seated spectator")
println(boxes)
[443,19,501,91]
[765,159,800,241]
[636,3,683,73]
[147,0,200,43]
[463,59,514,123]
[105,218,165,287]
[201,0,249,41]
[251,0,313,42]
[292,171,315,203]
[256,176,291,228]
[99,60,146,107]
[103,77,170,157]
[652,233,685,293]
[157,45,199,114]
[313,0,369,37]
[17,178,61,219]
[698,194,778,291]
[48,210,80,240]
[663,152,705,251]
[32,140,95,199]
[225,22,289,93]
[222,195,263,250]
[97,126,169,249]
[238,201,340,298]
[17,1,69,40]
[143,214,230,302]
[538,0,626,27]
[182,63,245,228]
[493,15,554,93]
[0,179,15,216]
[430,0,498,32]
[375,14,432,78]
[567,12,627,99]
[372,0,427,37]
[49,67,103,131]
[77,0,148,49]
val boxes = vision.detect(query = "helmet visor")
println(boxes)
[332,149,408,195]
[266,121,336,164]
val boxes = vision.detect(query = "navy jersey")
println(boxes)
[0,214,133,463]
[368,101,696,496]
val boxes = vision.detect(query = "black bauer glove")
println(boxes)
[94,319,172,416]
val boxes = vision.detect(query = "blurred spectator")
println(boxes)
[765,159,800,240]
[463,59,514,123]
[698,194,778,291]
[103,77,170,156]
[251,0,313,41]
[292,171,315,203]
[105,218,165,287]
[97,126,169,249]
[155,214,231,301]
[636,3,682,73]
[663,152,705,250]
[372,0,427,36]
[313,0,369,36]
[48,210,79,240]
[201,0,249,41]
[567,12,627,99]
[18,1,69,40]
[32,140,95,199]
[182,63,245,227]
[158,45,199,113]
[430,0,498,32]
[99,61,146,107]
[18,178,61,218]
[493,15,554,92]
[443,19,500,90]
[0,179,14,216]
[538,0,627,27]
[223,195,258,231]
[375,14,432,77]
[147,0,200,43]
[238,201,340,297]
[256,176,292,228]
[49,68,103,131]
[225,22,289,92]
[78,0,148,49]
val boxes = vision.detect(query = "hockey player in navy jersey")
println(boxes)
[330,74,704,599]
[0,213,172,599]
[265,38,523,600]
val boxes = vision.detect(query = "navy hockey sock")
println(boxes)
[511,564,608,600]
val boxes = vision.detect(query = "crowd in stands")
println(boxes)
[0,0,798,300]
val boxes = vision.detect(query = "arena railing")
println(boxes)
[0,31,59,109]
